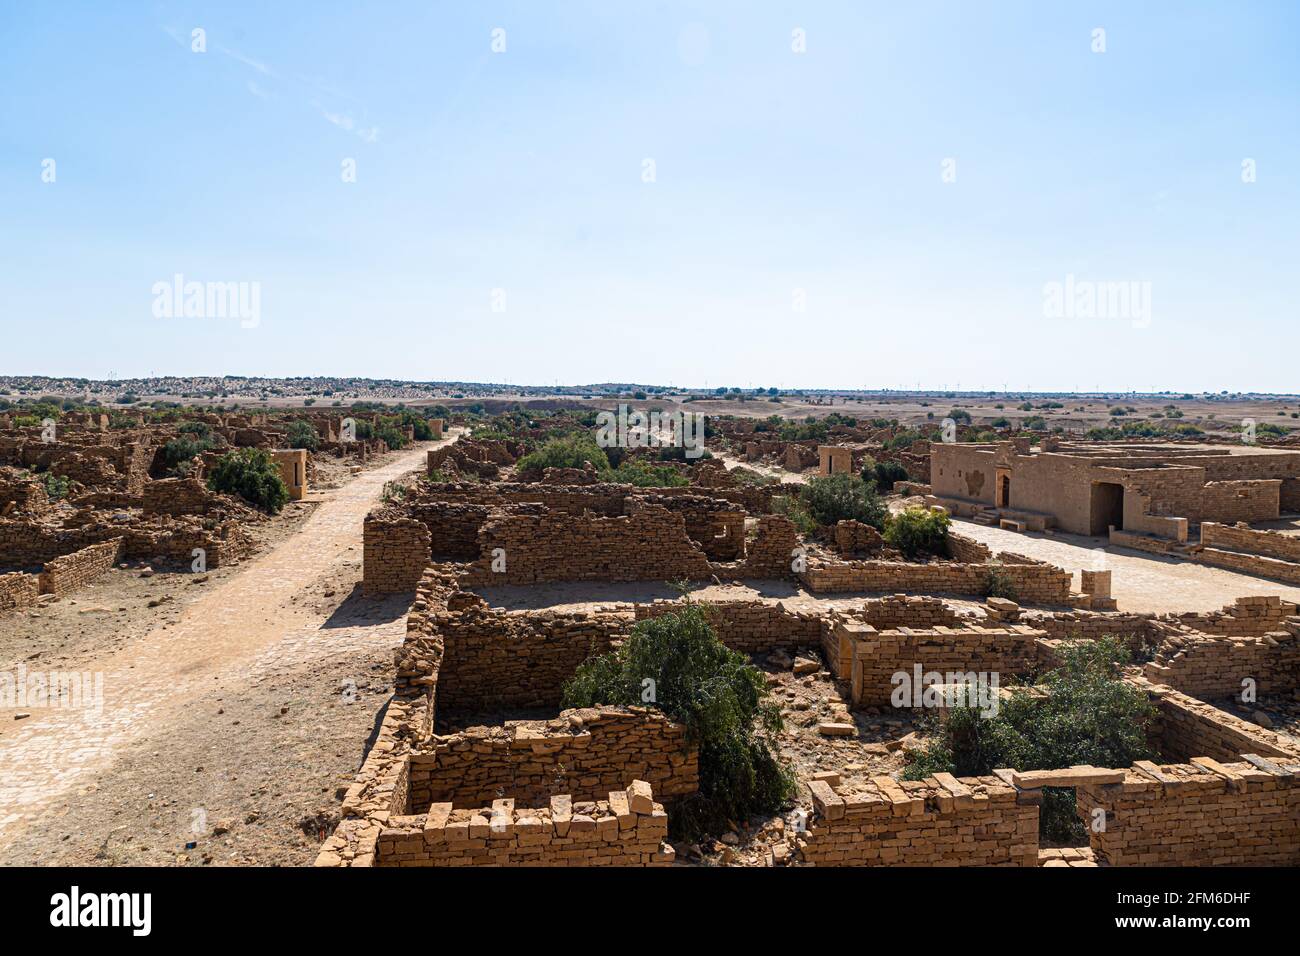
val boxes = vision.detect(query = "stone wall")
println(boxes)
[1143,621,1300,700]
[801,555,1072,605]
[464,506,713,585]
[434,598,629,714]
[369,781,674,867]
[362,509,431,594]
[799,774,1038,866]
[1077,759,1300,866]
[1145,681,1298,762]
[635,598,823,655]
[406,707,698,811]
[37,538,124,596]
[1202,521,1300,563]
[1201,480,1281,524]
[0,571,39,610]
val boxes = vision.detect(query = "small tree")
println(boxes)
[884,507,950,558]
[562,604,794,839]
[800,474,887,529]
[866,460,910,492]
[207,449,289,513]
[285,420,320,451]
[516,434,610,473]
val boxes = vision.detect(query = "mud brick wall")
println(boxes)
[363,510,432,594]
[849,625,1041,708]
[464,506,713,585]
[801,556,1072,605]
[1202,521,1300,563]
[1145,683,1299,762]
[0,572,39,610]
[1201,480,1281,523]
[1077,761,1300,866]
[37,538,124,595]
[372,783,673,867]
[635,599,823,655]
[799,775,1038,866]
[406,707,698,811]
[435,602,630,714]
[1281,477,1300,513]
[1143,624,1300,700]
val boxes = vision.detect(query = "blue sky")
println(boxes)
[1,1,1296,391]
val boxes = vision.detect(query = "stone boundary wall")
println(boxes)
[37,538,124,596]
[405,500,493,559]
[627,494,746,560]
[407,707,698,811]
[846,624,1042,708]
[860,595,963,629]
[365,781,674,868]
[0,571,39,610]
[435,598,630,713]
[1201,480,1281,525]
[1202,521,1300,564]
[635,599,823,655]
[1141,680,1299,762]
[729,515,798,579]
[1143,620,1300,700]
[800,555,1072,605]
[362,510,431,594]
[463,506,713,585]
[1196,547,1300,586]
[1077,759,1300,866]
[799,774,1038,866]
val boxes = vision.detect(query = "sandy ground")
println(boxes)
[0,431,463,866]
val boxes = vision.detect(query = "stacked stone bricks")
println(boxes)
[363,509,431,594]
[636,598,822,654]
[374,781,674,867]
[37,538,123,595]
[799,774,1038,866]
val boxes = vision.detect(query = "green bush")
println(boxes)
[516,434,610,473]
[884,507,950,558]
[162,435,215,472]
[903,638,1157,841]
[43,472,72,501]
[207,449,290,513]
[600,461,690,487]
[178,421,212,439]
[562,604,795,839]
[376,425,407,450]
[800,474,887,529]
[285,420,320,451]
[772,494,816,535]
[865,460,910,492]
[982,561,1018,600]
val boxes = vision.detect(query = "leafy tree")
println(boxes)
[800,474,887,528]
[562,604,794,839]
[884,507,950,558]
[865,460,910,491]
[207,448,289,513]
[285,420,320,450]
[903,638,1157,841]
[516,434,610,472]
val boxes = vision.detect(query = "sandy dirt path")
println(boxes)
[0,433,457,846]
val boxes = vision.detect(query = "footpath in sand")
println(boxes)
[0,433,459,860]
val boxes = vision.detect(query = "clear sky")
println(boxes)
[1,1,1296,392]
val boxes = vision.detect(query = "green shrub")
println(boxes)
[982,560,1017,600]
[516,434,610,473]
[884,507,950,558]
[162,435,215,472]
[800,474,887,529]
[772,494,817,535]
[600,461,690,487]
[865,460,910,492]
[207,449,289,513]
[285,420,320,450]
[562,604,795,839]
[43,472,72,501]
[903,638,1157,841]
[376,425,407,450]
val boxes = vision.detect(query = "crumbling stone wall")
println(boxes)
[1144,681,1298,762]
[407,707,698,811]
[37,538,123,596]
[0,572,39,610]
[635,599,822,655]
[1143,621,1300,700]
[465,506,713,585]
[1202,521,1300,564]
[370,781,674,867]
[1201,479,1281,524]
[731,514,798,578]
[799,774,1038,866]
[1077,759,1300,866]
[362,510,431,594]
[801,555,1072,605]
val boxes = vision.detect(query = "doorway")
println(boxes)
[1090,482,1124,535]
[995,469,1012,509]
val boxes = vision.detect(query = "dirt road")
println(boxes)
[0,434,457,859]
